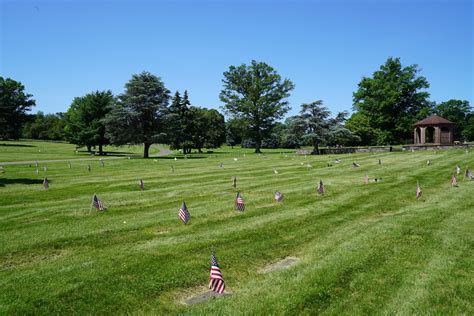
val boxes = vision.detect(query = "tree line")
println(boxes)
[1,58,472,156]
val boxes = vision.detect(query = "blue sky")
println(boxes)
[1,0,472,118]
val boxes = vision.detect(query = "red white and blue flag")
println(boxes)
[451,175,458,187]
[139,179,145,191]
[43,178,49,190]
[178,201,190,224]
[274,191,284,202]
[235,192,245,211]
[209,253,225,294]
[465,168,473,180]
[416,182,422,199]
[317,180,325,194]
[92,194,106,211]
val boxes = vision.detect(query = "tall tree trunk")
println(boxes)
[255,141,261,153]
[86,145,92,152]
[143,143,151,158]
[254,128,262,153]
[313,142,320,155]
[198,148,202,153]
[99,144,103,156]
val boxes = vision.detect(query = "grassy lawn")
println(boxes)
[0,140,160,162]
[0,142,473,314]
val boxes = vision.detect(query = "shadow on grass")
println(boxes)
[76,151,137,157]
[0,178,45,187]
[146,156,206,160]
[0,143,36,147]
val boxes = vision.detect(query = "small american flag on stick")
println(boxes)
[317,180,325,194]
[92,194,106,211]
[451,175,458,187]
[274,191,284,202]
[43,178,49,190]
[209,253,225,294]
[235,192,245,211]
[233,176,237,189]
[364,173,369,184]
[465,168,473,180]
[416,182,422,199]
[178,201,190,224]
[139,179,145,191]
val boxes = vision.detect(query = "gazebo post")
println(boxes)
[434,126,441,144]
[420,127,426,144]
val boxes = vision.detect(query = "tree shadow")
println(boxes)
[147,156,206,160]
[76,150,137,157]
[0,143,36,147]
[0,178,45,187]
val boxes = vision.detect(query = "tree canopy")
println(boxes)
[220,60,294,153]
[0,77,36,139]
[105,71,170,158]
[64,90,114,154]
[434,99,472,141]
[351,57,431,145]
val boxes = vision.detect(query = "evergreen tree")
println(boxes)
[105,72,170,158]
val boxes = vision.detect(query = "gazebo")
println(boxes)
[413,115,454,145]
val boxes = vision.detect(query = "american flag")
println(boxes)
[451,175,458,187]
[92,194,106,211]
[178,201,190,224]
[68,162,72,169]
[100,159,104,167]
[43,178,49,189]
[209,253,225,294]
[220,162,224,168]
[364,173,369,184]
[35,160,38,168]
[139,179,145,191]
[87,164,91,172]
[171,165,174,173]
[275,191,284,202]
[233,176,237,189]
[465,168,473,180]
[378,159,382,165]
[416,182,422,199]
[317,180,325,194]
[456,165,461,174]
[235,192,245,211]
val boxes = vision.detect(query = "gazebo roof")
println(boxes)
[414,115,454,126]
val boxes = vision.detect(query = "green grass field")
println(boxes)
[1,142,473,314]
[0,141,160,162]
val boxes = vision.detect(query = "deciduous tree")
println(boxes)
[0,77,36,139]
[220,60,294,153]
[352,57,430,144]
